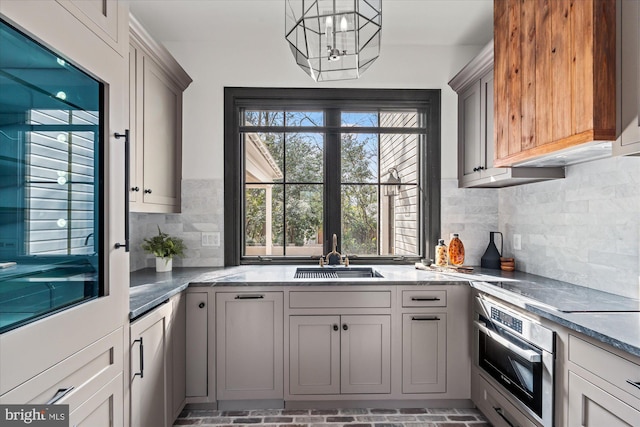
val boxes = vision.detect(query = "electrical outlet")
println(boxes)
[513,234,522,251]
[202,232,220,247]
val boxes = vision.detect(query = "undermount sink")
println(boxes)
[294,267,383,279]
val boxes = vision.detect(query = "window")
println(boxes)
[225,88,440,265]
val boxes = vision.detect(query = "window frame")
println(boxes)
[224,87,441,266]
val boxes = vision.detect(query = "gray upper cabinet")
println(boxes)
[614,0,640,156]
[129,15,192,213]
[449,41,564,188]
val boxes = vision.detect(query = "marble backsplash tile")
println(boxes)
[130,160,640,300]
[498,156,640,299]
[440,179,499,266]
[130,179,224,271]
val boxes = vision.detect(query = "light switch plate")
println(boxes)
[202,232,220,247]
[513,234,522,251]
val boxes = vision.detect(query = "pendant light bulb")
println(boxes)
[325,16,333,36]
[340,16,348,32]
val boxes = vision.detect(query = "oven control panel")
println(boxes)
[490,307,523,334]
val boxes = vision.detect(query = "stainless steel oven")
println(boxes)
[473,294,555,427]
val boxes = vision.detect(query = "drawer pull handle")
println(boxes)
[626,380,640,391]
[46,387,74,405]
[412,316,440,321]
[411,297,440,301]
[493,407,516,427]
[235,294,264,300]
[133,337,144,378]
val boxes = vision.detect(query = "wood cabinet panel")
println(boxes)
[494,0,616,167]
[535,0,553,146]
[449,40,563,187]
[494,0,509,160]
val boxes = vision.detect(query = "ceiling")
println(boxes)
[129,0,494,47]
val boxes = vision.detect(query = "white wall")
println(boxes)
[163,40,483,181]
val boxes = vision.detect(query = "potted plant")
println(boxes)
[141,226,186,272]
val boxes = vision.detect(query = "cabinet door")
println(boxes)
[340,315,391,394]
[402,313,446,393]
[129,42,142,203]
[69,373,124,427]
[568,372,640,427]
[186,292,209,398]
[130,313,167,427]
[142,56,182,209]
[617,0,640,154]
[216,292,283,400]
[479,71,507,181]
[458,81,482,184]
[167,294,186,420]
[289,315,340,395]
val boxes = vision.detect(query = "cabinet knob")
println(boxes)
[478,166,485,171]
[198,302,205,309]
[131,186,140,192]
[333,324,339,331]
[144,189,152,194]
[473,167,478,172]
[342,324,348,331]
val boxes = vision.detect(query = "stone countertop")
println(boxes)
[129,265,640,359]
[471,281,640,358]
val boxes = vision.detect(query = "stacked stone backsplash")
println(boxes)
[130,179,225,271]
[498,156,640,299]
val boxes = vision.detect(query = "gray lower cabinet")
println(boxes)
[216,292,284,400]
[402,313,446,393]
[186,292,209,398]
[130,305,168,427]
[289,314,391,395]
[130,293,185,427]
[567,372,640,427]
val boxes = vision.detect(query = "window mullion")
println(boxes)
[324,108,341,256]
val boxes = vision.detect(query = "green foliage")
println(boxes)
[141,226,186,259]
[243,110,380,255]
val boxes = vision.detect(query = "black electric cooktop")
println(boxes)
[482,280,640,313]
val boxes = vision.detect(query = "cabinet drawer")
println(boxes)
[472,372,537,427]
[0,328,122,407]
[569,335,640,400]
[289,291,391,308]
[402,290,446,307]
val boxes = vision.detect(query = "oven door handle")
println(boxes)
[474,320,541,363]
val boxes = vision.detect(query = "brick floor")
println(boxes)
[173,407,492,426]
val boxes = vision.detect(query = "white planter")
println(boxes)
[155,257,173,272]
